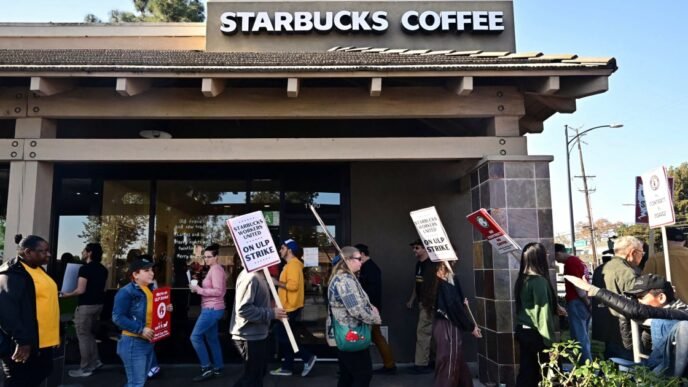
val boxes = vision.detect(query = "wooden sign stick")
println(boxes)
[263,267,299,353]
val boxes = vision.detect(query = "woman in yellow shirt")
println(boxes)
[0,234,59,387]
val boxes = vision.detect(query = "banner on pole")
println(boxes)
[466,208,520,255]
[226,211,281,273]
[151,287,172,343]
[410,206,458,262]
[641,167,676,228]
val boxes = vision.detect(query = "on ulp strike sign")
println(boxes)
[226,211,281,273]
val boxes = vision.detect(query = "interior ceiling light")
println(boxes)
[139,130,172,139]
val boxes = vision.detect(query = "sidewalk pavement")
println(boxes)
[59,363,486,387]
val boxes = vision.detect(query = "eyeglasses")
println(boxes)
[348,257,362,261]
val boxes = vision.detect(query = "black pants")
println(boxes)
[337,348,372,387]
[1,347,53,387]
[515,328,548,387]
[233,339,268,387]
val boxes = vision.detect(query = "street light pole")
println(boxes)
[575,128,598,263]
[565,125,577,255]
[564,123,623,259]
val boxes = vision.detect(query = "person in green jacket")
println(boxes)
[514,242,559,387]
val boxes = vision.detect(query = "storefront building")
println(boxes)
[0,1,616,384]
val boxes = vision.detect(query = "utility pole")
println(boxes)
[574,128,598,263]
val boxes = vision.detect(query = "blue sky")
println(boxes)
[2,1,687,239]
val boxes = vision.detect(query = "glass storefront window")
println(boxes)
[55,180,150,288]
[154,180,247,290]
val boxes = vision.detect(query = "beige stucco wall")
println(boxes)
[0,23,205,50]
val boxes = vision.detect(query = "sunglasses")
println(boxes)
[348,257,362,261]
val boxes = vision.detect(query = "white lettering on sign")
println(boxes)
[220,10,503,34]
[400,10,505,32]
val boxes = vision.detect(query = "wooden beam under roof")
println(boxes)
[521,76,560,95]
[525,93,576,113]
[116,78,151,97]
[369,78,382,97]
[558,76,608,98]
[287,78,300,98]
[14,136,527,162]
[446,77,474,96]
[30,77,74,97]
[201,78,226,97]
[26,86,525,119]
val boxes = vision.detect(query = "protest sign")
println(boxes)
[226,211,281,273]
[466,208,520,255]
[226,211,299,353]
[636,175,675,225]
[409,206,458,262]
[641,166,677,282]
[151,287,171,343]
[303,247,319,268]
[60,263,82,293]
[641,167,675,228]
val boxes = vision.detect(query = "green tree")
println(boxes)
[88,0,205,23]
[668,162,688,221]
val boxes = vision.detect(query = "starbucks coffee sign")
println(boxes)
[219,10,505,34]
[207,0,515,52]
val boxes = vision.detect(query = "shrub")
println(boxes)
[538,340,686,386]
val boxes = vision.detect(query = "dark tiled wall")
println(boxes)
[469,159,554,387]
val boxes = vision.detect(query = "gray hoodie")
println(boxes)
[229,269,275,341]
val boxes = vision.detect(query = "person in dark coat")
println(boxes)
[431,262,481,387]
[355,243,396,374]
[0,234,58,387]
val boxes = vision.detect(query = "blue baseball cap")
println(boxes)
[282,239,299,252]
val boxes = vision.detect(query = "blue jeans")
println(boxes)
[190,308,225,369]
[117,335,154,387]
[647,319,688,377]
[567,299,592,363]
[275,309,315,372]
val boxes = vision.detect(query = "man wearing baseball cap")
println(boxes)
[566,273,688,377]
[643,227,688,302]
[270,239,317,377]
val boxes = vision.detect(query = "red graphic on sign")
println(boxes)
[466,209,520,255]
[151,287,171,343]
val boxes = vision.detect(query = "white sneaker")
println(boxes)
[68,369,93,378]
[270,367,293,376]
[301,355,317,377]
